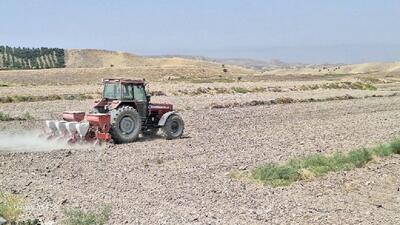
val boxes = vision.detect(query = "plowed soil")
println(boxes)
[1,84,400,224]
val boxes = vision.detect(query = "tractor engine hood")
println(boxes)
[149,103,173,111]
[149,103,173,117]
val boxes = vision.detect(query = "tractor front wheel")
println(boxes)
[162,114,184,140]
[110,106,141,144]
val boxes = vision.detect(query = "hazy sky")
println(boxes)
[1,0,400,63]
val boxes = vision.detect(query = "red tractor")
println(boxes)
[45,79,184,144]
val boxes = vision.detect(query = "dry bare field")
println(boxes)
[1,64,400,224]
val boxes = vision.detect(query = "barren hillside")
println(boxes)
[65,49,251,70]
[262,61,400,76]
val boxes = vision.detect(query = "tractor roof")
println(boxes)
[103,78,145,85]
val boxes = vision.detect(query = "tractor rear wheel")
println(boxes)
[110,106,141,144]
[162,114,184,140]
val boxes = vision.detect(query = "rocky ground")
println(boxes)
[1,90,400,224]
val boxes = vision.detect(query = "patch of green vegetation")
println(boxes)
[348,81,377,90]
[20,112,34,120]
[298,82,377,91]
[0,192,24,222]
[0,112,12,121]
[249,138,400,187]
[231,87,250,94]
[0,192,51,224]
[61,205,111,225]
[230,87,267,94]
[0,94,96,104]
[0,111,34,121]
[358,77,386,84]
[318,73,353,81]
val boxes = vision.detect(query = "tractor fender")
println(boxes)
[158,111,176,126]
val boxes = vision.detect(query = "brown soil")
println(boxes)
[1,70,400,224]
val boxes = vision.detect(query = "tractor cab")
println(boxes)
[93,79,150,118]
[103,79,149,102]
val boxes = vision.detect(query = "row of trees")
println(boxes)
[0,46,65,70]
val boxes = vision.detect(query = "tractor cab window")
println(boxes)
[103,82,121,99]
[133,85,146,102]
[122,84,133,99]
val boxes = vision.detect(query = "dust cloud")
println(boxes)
[0,131,79,152]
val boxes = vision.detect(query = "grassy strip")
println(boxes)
[0,112,34,121]
[174,86,267,96]
[172,81,376,96]
[0,94,96,103]
[210,93,397,109]
[297,81,377,91]
[170,77,236,83]
[231,87,266,94]
[249,139,400,187]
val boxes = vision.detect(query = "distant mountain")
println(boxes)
[154,54,310,71]
[212,58,291,70]
[262,61,400,76]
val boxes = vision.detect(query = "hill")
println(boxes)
[0,48,256,85]
[154,54,302,70]
[65,49,245,69]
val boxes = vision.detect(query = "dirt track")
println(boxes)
[1,95,400,224]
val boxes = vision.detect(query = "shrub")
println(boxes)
[20,112,34,121]
[0,112,12,121]
[389,139,400,154]
[0,192,24,222]
[232,87,250,94]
